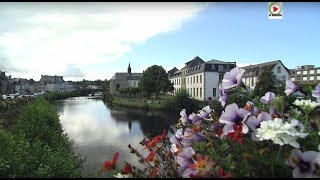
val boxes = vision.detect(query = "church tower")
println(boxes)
[128,62,131,74]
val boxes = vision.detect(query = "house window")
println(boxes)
[213,88,216,97]
[187,78,189,84]
[200,75,202,83]
[193,76,195,83]
[297,71,301,75]
[310,76,314,81]
[193,88,195,97]
[310,70,314,74]
[317,69,320,74]
[196,88,198,97]
[303,70,307,75]
[277,67,281,73]
[251,78,254,86]
[190,88,192,96]
[219,74,224,82]
[317,76,320,80]
[200,88,202,98]
[303,77,307,81]
[196,76,198,83]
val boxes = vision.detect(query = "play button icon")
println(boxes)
[273,6,278,12]
[268,2,282,19]
[270,3,281,14]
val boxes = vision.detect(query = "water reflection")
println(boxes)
[53,97,179,177]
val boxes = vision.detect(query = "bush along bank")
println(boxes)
[0,97,35,130]
[103,89,215,114]
[42,91,82,102]
[0,97,85,177]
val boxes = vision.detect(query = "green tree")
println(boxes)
[252,67,277,98]
[140,65,174,98]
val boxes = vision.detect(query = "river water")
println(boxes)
[53,96,179,177]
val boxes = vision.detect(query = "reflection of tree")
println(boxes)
[139,112,179,138]
[53,100,66,115]
[128,119,132,132]
[109,106,179,139]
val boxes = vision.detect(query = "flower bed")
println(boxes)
[97,67,320,178]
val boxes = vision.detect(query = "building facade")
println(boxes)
[241,60,290,90]
[289,65,320,84]
[168,56,236,101]
[109,63,143,94]
[37,75,75,92]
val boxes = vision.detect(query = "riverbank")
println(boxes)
[0,97,84,177]
[102,90,219,114]
[103,90,225,116]
[111,98,164,111]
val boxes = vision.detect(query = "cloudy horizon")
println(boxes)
[0,2,207,81]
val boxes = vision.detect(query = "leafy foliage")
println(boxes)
[139,65,174,98]
[0,97,84,177]
[252,67,278,97]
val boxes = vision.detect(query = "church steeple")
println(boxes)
[128,62,131,74]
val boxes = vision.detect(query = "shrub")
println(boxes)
[0,97,84,177]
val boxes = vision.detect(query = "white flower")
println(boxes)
[255,118,308,148]
[294,99,320,114]
[114,173,132,178]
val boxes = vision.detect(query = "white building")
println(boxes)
[37,75,75,92]
[168,56,236,101]
[241,60,290,90]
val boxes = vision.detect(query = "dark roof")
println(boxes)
[111,72,142,80]
[206,59,233,64]
[168,67,178,76]
[241,60,289,77]
[185,56,205,67]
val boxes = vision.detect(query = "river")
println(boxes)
[53,96,180,177]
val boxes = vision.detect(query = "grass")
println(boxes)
[112,98,164,111]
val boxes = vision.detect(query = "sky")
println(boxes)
[0,2,319,81]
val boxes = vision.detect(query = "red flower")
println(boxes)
[192,124,202,132]
[144,135,161,150]
[98,152,119,174]
[165,150,171,157]
[159,129,166,140]
[218,167,232,178]
[227,124,243,144]
[121,163,132,174]
[145,151,156,162]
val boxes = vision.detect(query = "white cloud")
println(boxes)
[62,64,85,77]
[0,2,207,80]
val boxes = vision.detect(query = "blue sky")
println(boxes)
[0,2,319,81]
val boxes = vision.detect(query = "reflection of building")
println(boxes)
[109,63,143,94]
[241,60,290,90]
[289,65,320,84]
[168,56,236,101]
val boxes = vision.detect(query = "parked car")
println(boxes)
[8,94,15,99]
